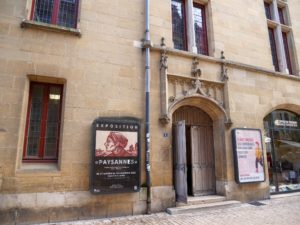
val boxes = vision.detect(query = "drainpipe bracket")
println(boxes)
[142,40,153,49]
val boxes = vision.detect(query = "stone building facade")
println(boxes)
[0,0,300,224]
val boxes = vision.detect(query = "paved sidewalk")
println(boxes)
[41,193,300,225]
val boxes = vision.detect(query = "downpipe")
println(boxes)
[143,0,152,215]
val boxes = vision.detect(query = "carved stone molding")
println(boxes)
[159,115,171,125]
[225,118,233,129]
[191,57,202,78]
[168,74,225,108]
[160,38,168,70]
[159,37,169,123]
[158,45,232,127]
[221,51,229,82]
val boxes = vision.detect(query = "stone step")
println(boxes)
[187,195,226,205]
[167,200,241,215]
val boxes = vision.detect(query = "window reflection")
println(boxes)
[264,110,300,193]
[172,0,186,50]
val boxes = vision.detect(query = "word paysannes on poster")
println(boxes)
[90,117,140,194]
[232,128,265,183]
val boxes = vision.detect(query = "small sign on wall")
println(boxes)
[90,117,141,194]
[231,128,265,184]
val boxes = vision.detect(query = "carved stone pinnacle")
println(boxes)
[192,58,202,78]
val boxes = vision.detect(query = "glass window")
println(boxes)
[278,7,285,25]
[264,2,272,20]
[23,82,63,162]
[32,0,79,28]
[264,0,296,75]
[264,110,300,193]
[171,0,187,51]
[193,3,208,55]
[282,32,293,75]
[268,28,279,72]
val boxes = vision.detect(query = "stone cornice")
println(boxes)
[151,45,300,82]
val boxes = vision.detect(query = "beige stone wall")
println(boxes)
[225,66,300,201]
[210,0,273,68]
[150,0,276,70]
[0,0,154,223]
[1,0,300,224]
[0,0,146,192]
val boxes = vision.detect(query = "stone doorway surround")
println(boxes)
[157,39,232,196]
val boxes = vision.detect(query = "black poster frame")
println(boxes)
[90,117,141,195]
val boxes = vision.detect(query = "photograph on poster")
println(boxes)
[232,128,265,183]
[95,131,138,157]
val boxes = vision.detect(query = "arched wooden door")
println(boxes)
[173,106,216,197]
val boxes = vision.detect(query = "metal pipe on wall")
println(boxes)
[144,0,152,215]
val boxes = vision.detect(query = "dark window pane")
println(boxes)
[45,86,62,158]
[172,0,187,50]
[264,2,272,20]
[34,0,54,24]
[58,0,78,28]
[278,7,285,24]
[193,4,208,55]
[268,28,279,71]
[26,84,44,157]
[282,32,293,75]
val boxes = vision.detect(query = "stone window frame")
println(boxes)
[264,0,299,75]
[15,75,66,172]
[172,0,213,56]
[21,0,82,36]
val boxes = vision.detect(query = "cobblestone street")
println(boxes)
[41,193,300,225]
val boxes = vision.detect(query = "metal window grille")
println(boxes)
[58,0,77,28]
[33,0,78,28]
[34,0,54,24]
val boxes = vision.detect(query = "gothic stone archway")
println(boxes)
[173,106,215,197]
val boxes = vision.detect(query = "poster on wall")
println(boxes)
[90,117,141,194]
[232,128,265,184]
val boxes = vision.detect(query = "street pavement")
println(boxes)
[40,193,300,225]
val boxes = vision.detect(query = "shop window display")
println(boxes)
[264,110,300,193]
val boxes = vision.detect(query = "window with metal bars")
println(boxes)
[31,0,79,28]
[23,82,63,162]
